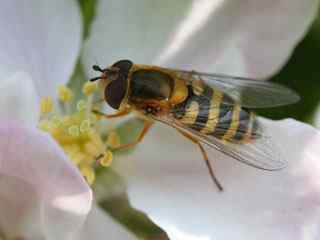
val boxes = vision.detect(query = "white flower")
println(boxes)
[0,0,135,239]
[83,0,320,239]
[113,119,320,240]
[83,0,318,78]
[0,120,91,240]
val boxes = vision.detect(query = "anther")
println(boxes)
[58,85,73,103]
[68,125,80,137]
[51,115,62,128]
[40,97,54,115]
[99,150,113,167]
[39,81,116,186]
[80,120,91,133]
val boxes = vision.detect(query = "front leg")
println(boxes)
[92,108,130,119]
[111,120,153,151]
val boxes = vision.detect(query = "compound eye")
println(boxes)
[112,60,133,76]
[105,74,128,109]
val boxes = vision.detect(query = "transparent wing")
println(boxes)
[153,113,286,171]
[197,126,286,170]
[172,69,300,108]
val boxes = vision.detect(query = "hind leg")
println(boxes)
[175,128,224,192]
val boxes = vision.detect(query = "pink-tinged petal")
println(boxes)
[0,176,44,239]
[0,121,92,239]
[0,72,39,127]
[76,204,137,240]
[114,119,320,240]
[83,0,318,78]
[0,0,82,97]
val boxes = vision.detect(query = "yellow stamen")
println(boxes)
[80,119,91,133]
[69,152,87,165]
[68,125,80,137]
[38,120,51,131]
[82,81,97,96]
[99,150,113,167]
[51,115,63,128]
[77,100,87,112]
[84,142,102,159]
[40,97,54,115]
[39,81,115,186]
[64,144,81,155]
[58,85,73,102]
[88,131,105,150]
[80,165,95,185]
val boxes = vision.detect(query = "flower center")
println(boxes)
[38,82,120,185]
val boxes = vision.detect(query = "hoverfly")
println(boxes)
[90,59,299,191]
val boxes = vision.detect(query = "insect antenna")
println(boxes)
[90,76,102,82]
[92,65,104,72]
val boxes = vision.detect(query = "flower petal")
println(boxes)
[0,72,39,127]
[0,121,92,239]
[83,0,318,78]
[75,204,137,240]
[114,119,320,240]
[0,0,82,97]
[0,175,43,239]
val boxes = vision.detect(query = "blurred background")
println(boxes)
[77,1,320,239]
[257,14,320,125]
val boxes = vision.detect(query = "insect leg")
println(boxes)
[197,142,224,192]
[111,120,153,151]
[175,128,224,192]
[92,108,130,119]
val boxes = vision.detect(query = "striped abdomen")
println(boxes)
[172,83,260,144]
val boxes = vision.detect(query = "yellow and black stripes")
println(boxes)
[172,85,213,131]
[212,104,259,143]
[221,104,242,141]
[172,82,260,144]
[200,90,223,135]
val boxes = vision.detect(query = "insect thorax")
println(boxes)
[127,69,176,113]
